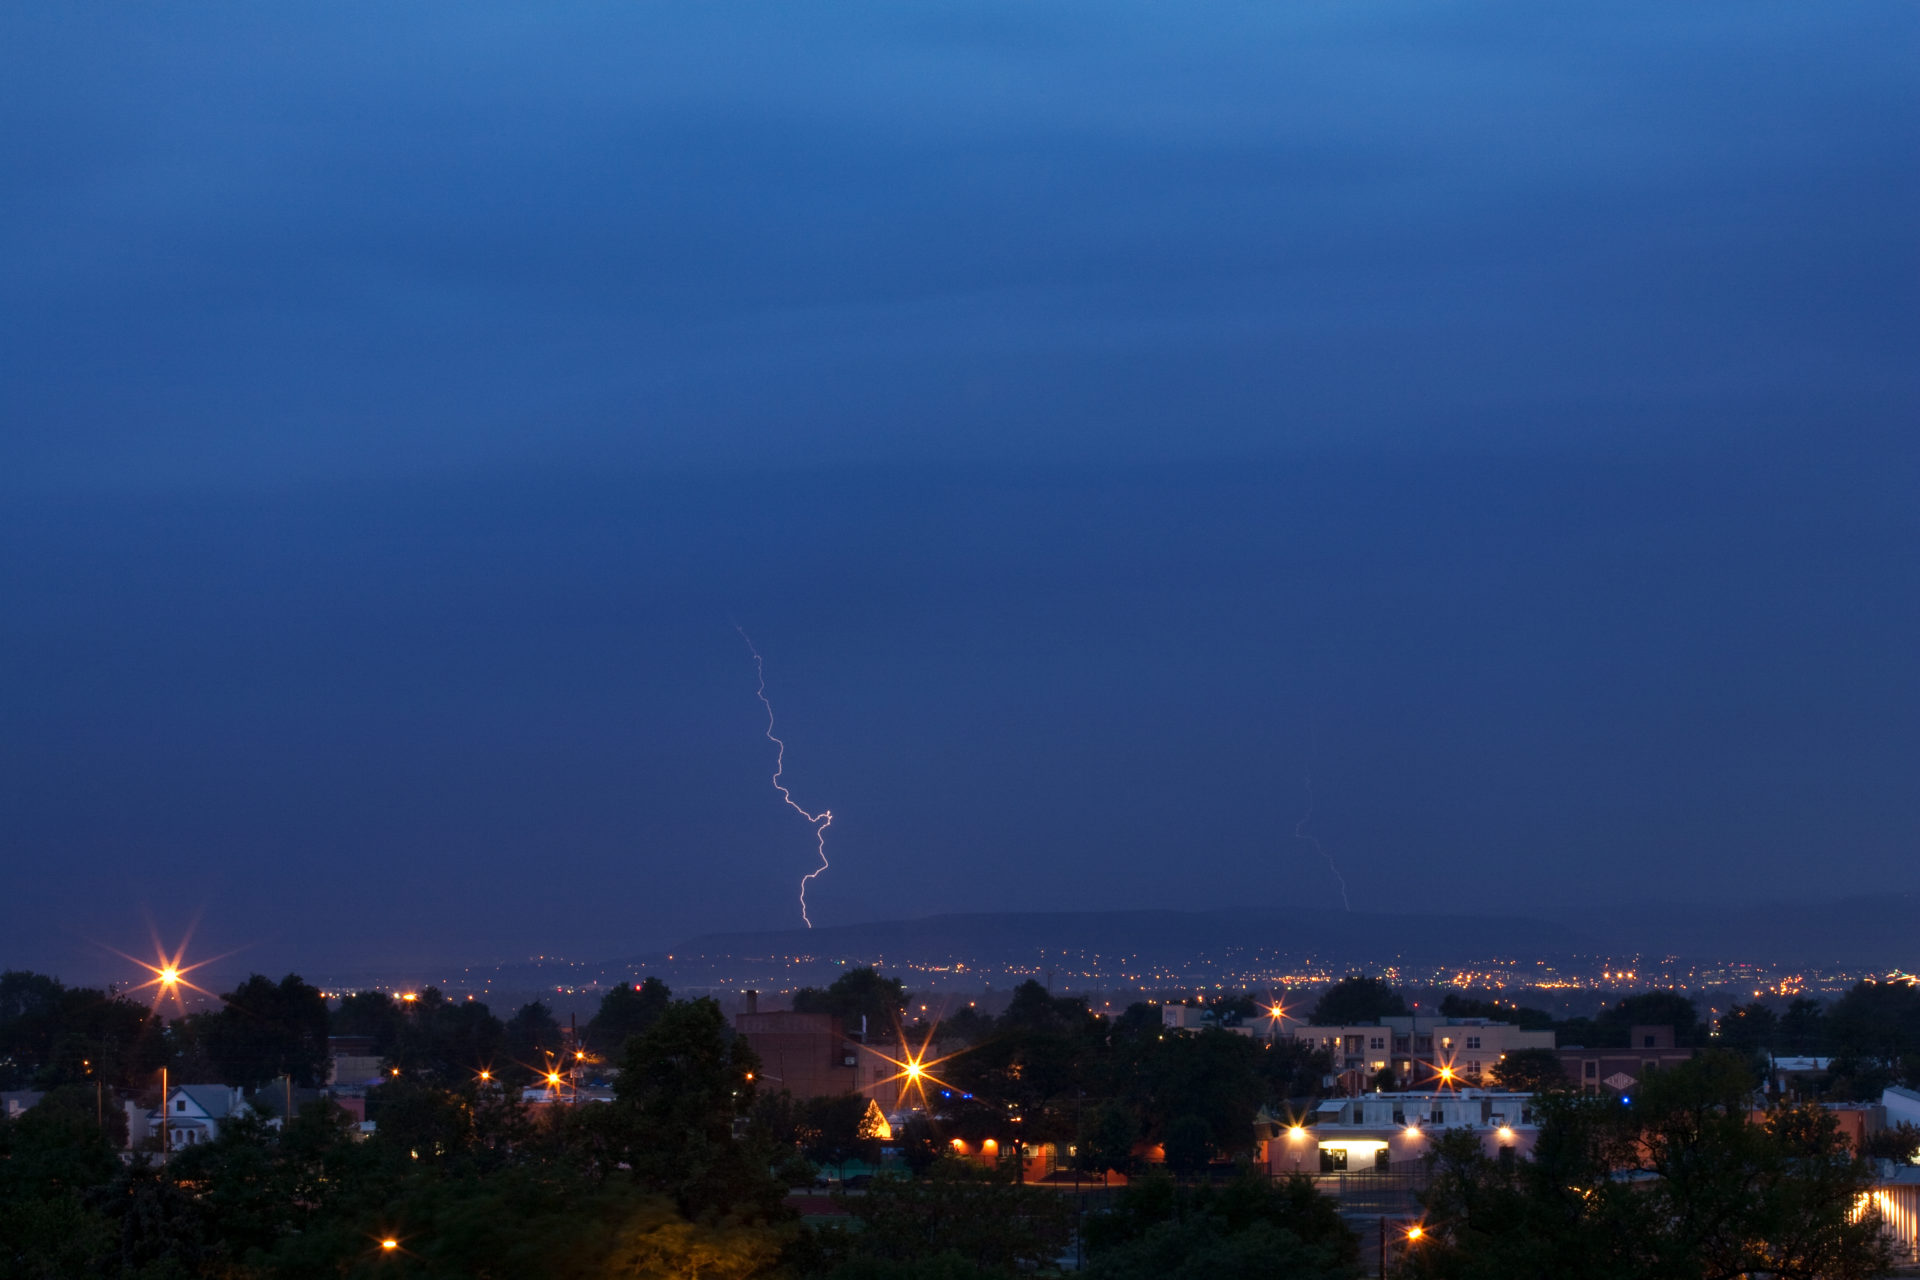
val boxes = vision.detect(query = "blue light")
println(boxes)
[1620,1095,1631,1105]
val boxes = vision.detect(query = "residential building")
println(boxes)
[1287,1015,1553,1090]
[1263,1090,1539,1174]
[733,997,905,1103]
[1883,1085,1920,1133]
[147,1085,252,1150]
[1557,1025,1697,1097]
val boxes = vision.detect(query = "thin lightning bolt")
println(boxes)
[738,628,832,928]
[1295,758,1351,913]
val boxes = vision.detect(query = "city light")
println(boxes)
[104,926,232,1013]
[381,1240,398,1251]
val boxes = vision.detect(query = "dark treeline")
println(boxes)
[2,966,1916,1277]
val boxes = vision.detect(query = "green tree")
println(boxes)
[1828,977,1920,1061]
[503,999,566,1074]
[1488,1048,1566,1092]
[0,970,164,1090]
[1161,1114,1214,1175]
[1779,997,1830,1055]
[801,1093,882,1177]
[331,988,406,1054]
[832,1160,1073,1273]
[1716,1001,1778,1052]
[1403,1052,1895,1280]
[1310,976,1406,1024]
[1594,991,1702,1047]
[199,972,331,1087]
[391,991,507,1085]
[792,967,908,1035]
[611,997,770,1217]
[586,977,672,1057]
[1439,994,1553,1032]
[1077,1099,1142,1177]
[1082,1169,1357,1280]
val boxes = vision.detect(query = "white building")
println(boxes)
[1264,1089,1539,1174]
[1288,1015,1553,1087]
[143,1085,253,1150]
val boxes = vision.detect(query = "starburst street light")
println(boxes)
[102,926,233,1014]
[861,1023,968,1111]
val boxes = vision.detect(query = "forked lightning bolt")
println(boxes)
[739,628,833,928]
[1296,771,1352,913]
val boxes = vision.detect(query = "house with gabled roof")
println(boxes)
[150,1084,252,1150]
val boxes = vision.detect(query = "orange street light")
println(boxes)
[381,1239,398,1251]
[1407,1225,1425,1242]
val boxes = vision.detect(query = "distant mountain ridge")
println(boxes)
[642,908,1602,969]
[636,893,1919,972]
[1566,890,1920,968]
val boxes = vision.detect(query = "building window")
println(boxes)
[1320,1147,1347,1172]
[1375,1147,1391,1171]
[1643,1035,1656,1048]
[1584,1061,1597,1078]
[1371,1037,1385,1050]
[176,1101,187,1112]
[1466,1036,1481,1050]
[1441,1037,1453,1049]
[1430,1108,1444,1124]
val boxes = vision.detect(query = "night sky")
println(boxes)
[3,2,1915,980]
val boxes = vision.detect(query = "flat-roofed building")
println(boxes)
[1557,1025,1697,1097]
[1288,1015,1553,1089]
[1264,1089,1539,1174]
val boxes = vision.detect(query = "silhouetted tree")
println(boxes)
[585,977,671,1057]
[502,1000,565,1075]
[329,989,405,1054]
[1309,976,1406,1024]
[1716,1001,1778,1052]
[1440,993,1554,1031]
[199,973,330,1088]
[792,967,908,1036]
[1488,1047,1566,1092]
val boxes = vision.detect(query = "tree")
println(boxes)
[612,997,769,1217]
[801,1094,881,1178]
[1594,991,1702,1047]
[832,1160,1074,1273]
[199,973,330,1088]
[792,968,908,1035]
[1716,1001,1778,1053]
[1082,1169,1357,1280]
[1309,976,1406,1024]
[1440,994,1553,1032]
[586,977,671,1057]
[330,989,405,1054]
[1077,1100,1141,1178]
[394,994,507,1085]
[1827,977,1920,1061]
[1779,997,1830,1055]
[0,971,164,1090]
[1403,1052,1895,1280]
[1488,1048,1566,1092]
[503,999,566,1074]
[1161,1115,1214,1175]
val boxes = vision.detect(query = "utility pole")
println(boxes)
[160,1066,168,1158]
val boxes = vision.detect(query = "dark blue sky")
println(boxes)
[3,2,1915,980]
